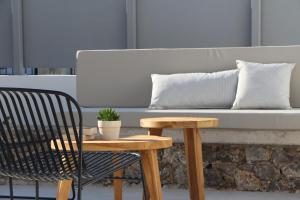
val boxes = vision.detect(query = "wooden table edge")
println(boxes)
[51,135,173,151]
[140,117,219,129]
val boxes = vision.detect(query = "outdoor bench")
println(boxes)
[75,46,300,192]
[77,46,300,146]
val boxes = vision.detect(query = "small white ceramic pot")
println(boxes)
[98,120,121,140]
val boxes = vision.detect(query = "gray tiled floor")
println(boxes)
[0,184,300,200]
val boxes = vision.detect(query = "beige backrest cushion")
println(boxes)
[77,46,300,108]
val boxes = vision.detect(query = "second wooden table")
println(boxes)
[140,117,219,200]
[55,135,172,200]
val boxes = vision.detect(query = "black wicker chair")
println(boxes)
[0,88,145,200]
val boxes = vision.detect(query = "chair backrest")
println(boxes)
[0,87,82,180]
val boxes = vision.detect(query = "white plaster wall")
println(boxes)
[118,128,300,145]
[0,75,76,98]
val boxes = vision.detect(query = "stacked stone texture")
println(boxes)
[173,144,300,192]
[124,144,300,192]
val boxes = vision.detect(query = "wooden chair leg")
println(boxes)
[56,180,73,200]
[184,128,205,200]
[141,149,163,200]
[114,170,123,200]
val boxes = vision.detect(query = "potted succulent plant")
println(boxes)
[97,108,121,140]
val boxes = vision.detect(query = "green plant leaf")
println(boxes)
[97,108,120,121]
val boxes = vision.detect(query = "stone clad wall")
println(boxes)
[119,128,300,191]
[156,144,300,192]
[121,143,300,192]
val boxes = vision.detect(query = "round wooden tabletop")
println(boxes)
[53,135,172,152]
[140,117,219,129]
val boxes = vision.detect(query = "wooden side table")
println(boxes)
[54,135,172,200]
[140,117,219,200]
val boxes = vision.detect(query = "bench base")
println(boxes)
[115,128,300,145]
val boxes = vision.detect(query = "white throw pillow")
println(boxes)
[232,60,295,109]
[149,70,239,109]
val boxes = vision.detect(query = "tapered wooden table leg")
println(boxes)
[141,149,163,200]
[144,128,163,200]
[184,128,205,200]
[114,170,123,200]
[56,180,72,200]
[148,128,163,136]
